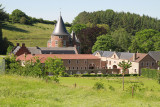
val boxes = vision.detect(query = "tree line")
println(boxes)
[72,10,160,53]
[73,9,160,35]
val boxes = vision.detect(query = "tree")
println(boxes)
[73,9,160,35]
[10,9,27,23]
[77,26,108,54]
[92,34,114,53]
[69,24,86,33]
[45,57,65,82]
[111,28,132,51]
[129,29,160,53]
[118,61,132,90]
[20,17,27,24]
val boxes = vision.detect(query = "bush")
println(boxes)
[93,82,104,90]
[109,85,115,91]
[141,68,158,79]
[61,72,70,77]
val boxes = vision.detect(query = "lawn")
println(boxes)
[0,75,160,106]
[2,22,70,47]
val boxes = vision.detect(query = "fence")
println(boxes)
[0,58,5,74]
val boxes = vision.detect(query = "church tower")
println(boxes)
[47,15,70,47]
[47,15,81,53]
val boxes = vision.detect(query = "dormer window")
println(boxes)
[114,55,116,58]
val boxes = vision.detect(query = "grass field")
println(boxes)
[0,75,160,106]
[2,22,70,47]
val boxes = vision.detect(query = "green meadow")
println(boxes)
[0,75,160,106]
[2,22,70,47]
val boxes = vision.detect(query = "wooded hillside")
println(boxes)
[73,9,160,35]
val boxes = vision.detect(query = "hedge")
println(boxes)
[141,68,159,79]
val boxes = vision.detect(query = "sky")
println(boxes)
[1,0,160,23]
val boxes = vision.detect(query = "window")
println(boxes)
[59,36,63,38]
[69,67,70,70]
[134,69,137,73]
[85,67,87,70]
[106,60,108,64]
[114,55,116,58]
[68,60,71,64]
[73,67,74,70]
[114,61,116,63]
[81,67,83,69]
[146,62,149,67]
[97,66,99,69]
[152,62,155,66]
[55,40,58,47]
[63,40,66,46]
[84,60,87,64]
[77,60,79,64]
[141,62,144,66]
[77,67,78,70]
[109,61,111,65]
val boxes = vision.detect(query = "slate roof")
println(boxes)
[12,46,21,54]
[52,15,69,36]
[16,54,100,63]
[148,51,160,61]
[93,50,147,62]
[116,52,134,60]
[27,47,76,54]
[92,51,114,57]
[27,47,42,54]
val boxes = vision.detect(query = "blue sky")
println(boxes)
[1,0,160,23]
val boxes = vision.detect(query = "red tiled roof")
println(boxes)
[16,54,100,63]
[135,53,148,62]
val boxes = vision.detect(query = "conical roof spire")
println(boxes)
[52,15,69,36]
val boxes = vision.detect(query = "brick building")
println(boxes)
[47,15,80,53]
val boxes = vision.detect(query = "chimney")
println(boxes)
[32,54,35,56]
[16,43,19,46]
[22,43,25,47]
[133,53,136,61]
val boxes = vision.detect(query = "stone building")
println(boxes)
[93,51,158,74]
[16,54,101,74]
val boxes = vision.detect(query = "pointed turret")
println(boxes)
[52,15,69,36]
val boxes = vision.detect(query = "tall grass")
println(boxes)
[2,22,70,47]
[0,75,160,106]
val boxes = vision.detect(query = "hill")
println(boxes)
[73,9,160,35]
[2,22,70,47]
[0,75,160,106]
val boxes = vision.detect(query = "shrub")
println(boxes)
[109,85,115,91]
[93,82,104,90]
[141,68,159,80]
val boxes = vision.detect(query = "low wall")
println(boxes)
[65,69,120,75]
